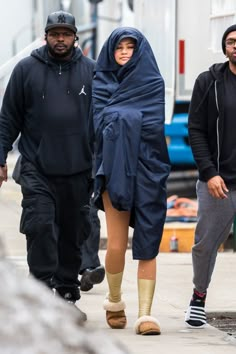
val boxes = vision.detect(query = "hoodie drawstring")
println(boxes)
[42,62,49,100]
[42,62,74,99]
[67,64,73,95]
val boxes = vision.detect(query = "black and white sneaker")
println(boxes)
[185,289,207,328]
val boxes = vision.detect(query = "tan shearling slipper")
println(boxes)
[106,309,127,329]
[103,298,127,329]
[134,315,161,335]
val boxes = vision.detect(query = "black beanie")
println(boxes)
[222,24,236,54]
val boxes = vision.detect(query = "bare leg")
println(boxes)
[102,191,130,329]
[138,258,156,280]
[103,191,130,275]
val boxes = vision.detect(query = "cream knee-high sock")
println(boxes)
[106,271,123,303]
[138,279,156,317]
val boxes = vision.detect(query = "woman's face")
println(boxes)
[114,37,136,66]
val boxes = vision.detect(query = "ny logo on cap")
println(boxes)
[57,14,66,23]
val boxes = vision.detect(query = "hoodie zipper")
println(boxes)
[214,80,220,173]
[59,64,62,75]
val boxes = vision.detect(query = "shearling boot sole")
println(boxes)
[106,310,127,329]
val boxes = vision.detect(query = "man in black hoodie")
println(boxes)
[0,10,97,319]
[185,24,236,328]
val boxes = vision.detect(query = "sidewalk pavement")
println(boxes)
[79,251,236,354]
[1,154,236,353]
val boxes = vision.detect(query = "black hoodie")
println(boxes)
[188,61,236,185]
[0,45,95,176]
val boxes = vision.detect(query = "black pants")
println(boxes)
[19,160,91,301]
[80,199,101,273]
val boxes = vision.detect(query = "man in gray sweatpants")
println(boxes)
[185,24,236,328]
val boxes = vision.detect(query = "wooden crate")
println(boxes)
[160,222,196,252]
[160,222,224,252]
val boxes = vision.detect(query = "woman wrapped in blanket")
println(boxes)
[92,27,170,335]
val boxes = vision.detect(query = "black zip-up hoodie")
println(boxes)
[188,61,230,182]
[0,45,95,176]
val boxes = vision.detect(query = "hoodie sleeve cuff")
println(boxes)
[0,156,6,167]
[202,166,218,181]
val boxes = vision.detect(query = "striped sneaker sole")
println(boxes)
[185,305,207,328]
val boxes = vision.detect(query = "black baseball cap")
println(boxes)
[45,11,77,33]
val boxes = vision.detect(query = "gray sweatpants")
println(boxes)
[193,180,236,293]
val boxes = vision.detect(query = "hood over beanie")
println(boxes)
[93,27,164,112]
[93,26,166,132]
[45,10,77,33]
[222,24,236,54]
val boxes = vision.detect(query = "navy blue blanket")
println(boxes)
[93,26,170,208]
[92,27,170,258]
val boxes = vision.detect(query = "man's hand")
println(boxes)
[207,175,228,199]
[0,165,8,187]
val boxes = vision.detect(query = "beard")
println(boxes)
[47,41,75,59]
[228,51,236,65]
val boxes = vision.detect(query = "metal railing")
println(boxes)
[0,37,44,107]
[0,22,97,108]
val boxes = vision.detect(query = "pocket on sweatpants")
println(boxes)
[20,198,37,235]
[79,204,91,244]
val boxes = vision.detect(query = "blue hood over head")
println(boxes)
[93,26,165,117]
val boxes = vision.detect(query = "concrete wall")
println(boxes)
[0,0,35,65]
